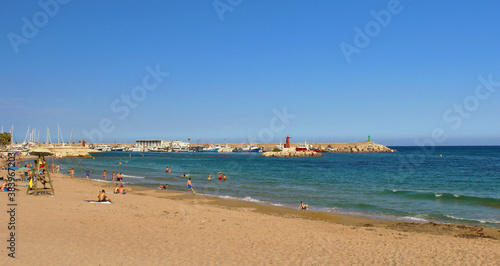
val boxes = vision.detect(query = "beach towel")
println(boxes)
[85,200,113,204]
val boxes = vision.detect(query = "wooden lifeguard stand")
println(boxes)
[26,148,55,196]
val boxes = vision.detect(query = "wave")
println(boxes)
[444,215,500,225]
[382,189,500,208]
[90,179,111,183]
[122,174,145,179]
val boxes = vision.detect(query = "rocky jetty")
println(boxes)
[47,146,97,157]
[262,150,324,158]
[326,142,396,153]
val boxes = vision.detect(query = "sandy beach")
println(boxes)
[1,157,499,265]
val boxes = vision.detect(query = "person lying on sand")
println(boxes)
[98,190,112,202]
[114,184,120,194]
[298,201,309,211]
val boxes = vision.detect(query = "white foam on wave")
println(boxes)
[122,174,145,179]
[400,216,429,223]
[217,195,268,205]
[444,215,500,224]
[242,196,265,204]
[435,193,443,197]
[90,179,110,183]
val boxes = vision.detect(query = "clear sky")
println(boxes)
[1,0,499,145]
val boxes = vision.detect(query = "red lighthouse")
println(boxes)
[285,135,291,148]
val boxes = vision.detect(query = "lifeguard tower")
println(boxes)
[26,148,55,196]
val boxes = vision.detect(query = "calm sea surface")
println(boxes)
[56,146,500,227]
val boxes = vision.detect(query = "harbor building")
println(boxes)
[136,140,171,148]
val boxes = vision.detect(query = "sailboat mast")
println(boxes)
[24,126,30,144]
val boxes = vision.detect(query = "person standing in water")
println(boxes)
[112,171,116,184]
[117,172,123,185]
[70,168,75,179]
[85,167,90,180]
[102,170,107,180]
[187,178,195,194]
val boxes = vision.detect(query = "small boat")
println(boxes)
[172,147,190,152]
[148,147,167,152]
[241,145,261,152]
[296,141,311,152]
[218,144,233,153]
[126,146,144,152]
[111,147,124,152]
[200,145,219,152]
[95,145,112,152]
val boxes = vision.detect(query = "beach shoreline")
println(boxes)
[1,156,499,264]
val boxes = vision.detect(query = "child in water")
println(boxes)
[298,201,309,211]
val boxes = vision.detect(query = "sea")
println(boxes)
[56,146,500,227]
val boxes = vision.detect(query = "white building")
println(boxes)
[136,140,171,148]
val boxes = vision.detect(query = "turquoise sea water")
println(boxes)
[57,146,500,227]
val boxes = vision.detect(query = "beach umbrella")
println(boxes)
[29,148,53,156]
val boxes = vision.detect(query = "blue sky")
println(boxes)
[1,0,499,145]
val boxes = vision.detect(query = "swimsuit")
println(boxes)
[188,184,192,188]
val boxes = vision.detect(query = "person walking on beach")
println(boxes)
[187,178,195,194]
[112,171,116,184]
[70,168,75,179]
[85,167,90,180]
[102,170,107,180]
